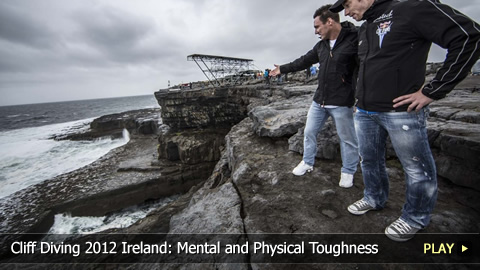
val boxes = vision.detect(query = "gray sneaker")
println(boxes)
[385,218,420,242]
[347,199,375,215]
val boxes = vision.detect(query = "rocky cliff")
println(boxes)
[1,76,479,269]
[125,77,479,269]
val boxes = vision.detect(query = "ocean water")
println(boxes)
[0,95,159,199]
[47,195,179,235]
[0,95,159,132]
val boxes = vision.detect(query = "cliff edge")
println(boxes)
[1,76,479,269]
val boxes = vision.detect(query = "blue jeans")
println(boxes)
[354,108,437,229]
[303,102,359,175]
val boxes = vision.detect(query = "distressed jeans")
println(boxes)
[303,102,359,175]
[354,108,437,229]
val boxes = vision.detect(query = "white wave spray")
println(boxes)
[47,195,178,235]
[0,119,129,198]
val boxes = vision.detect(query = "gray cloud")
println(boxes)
[71,6,162,64]
[0,2,57,49]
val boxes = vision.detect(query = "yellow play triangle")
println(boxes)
[462,245,468,252]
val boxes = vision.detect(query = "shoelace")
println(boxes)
[355,200,370,209]
[390,219,412,234]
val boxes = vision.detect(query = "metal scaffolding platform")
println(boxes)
[187,54,254,87]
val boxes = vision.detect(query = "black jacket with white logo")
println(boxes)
[357,0,480,112]
[280,22,358,107]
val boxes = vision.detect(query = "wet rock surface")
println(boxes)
[50,108,162,141]
[248,95,311,138]
[0,135,208,234]
[0,107,219,244]
[123,117,479,269]
[426,77,480,191]
[157,128,230,164]
[120,77,479,269]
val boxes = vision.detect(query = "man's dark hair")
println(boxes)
[313,5,340,23]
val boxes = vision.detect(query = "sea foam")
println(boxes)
[0,118,128,199]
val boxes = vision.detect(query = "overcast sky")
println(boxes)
[1,0,479,106]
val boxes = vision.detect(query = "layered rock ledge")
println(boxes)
[124,77,479,269]
[1,76,479,269]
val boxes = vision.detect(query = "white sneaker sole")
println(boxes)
[339,182,353,188]
[385,228,416,242]
[292,168,313,176]
[347,206,374,215]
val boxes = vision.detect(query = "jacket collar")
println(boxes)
[322,21,357,47]
[362,0,393,22]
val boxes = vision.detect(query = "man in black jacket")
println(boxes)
[330,0,480,241]
[270,5,359,188]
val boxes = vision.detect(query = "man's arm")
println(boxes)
[394,1,480,112]
[272,42,321,77]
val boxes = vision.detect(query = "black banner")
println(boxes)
[0,233,477,265]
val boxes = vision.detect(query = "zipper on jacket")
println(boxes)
[321,29,350,106]
[323,41,339,105]
[321,41,331,106]
[360,26,371,110]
